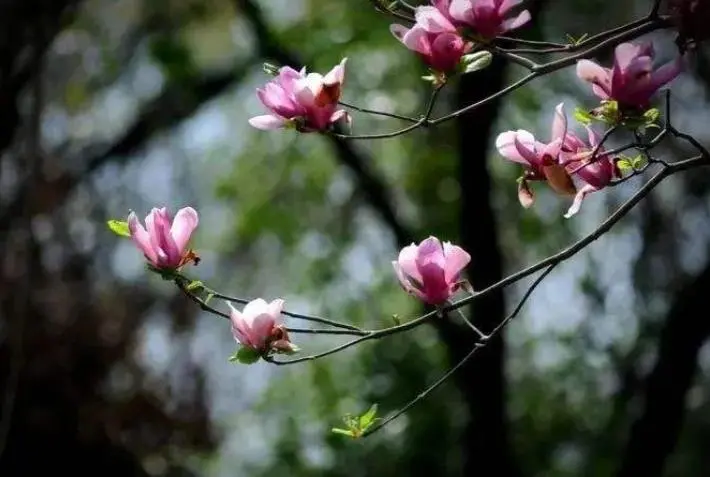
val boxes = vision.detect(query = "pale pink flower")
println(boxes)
[390,6,472,73]
[576,41,683,109]
[438,0,531,38]
[495,103,577,207]
[128,207,199,270]
[393,236,471,305]
[249,59,350,132]
[228,298,295,353]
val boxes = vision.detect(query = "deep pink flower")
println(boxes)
[437,0,531,38]
[497,103,621,217]
[128,206,199,270]
[559,127,621,218]
[228,298,295,353]
[391,6,472,73]
[576,41,683,109]
[393,236,471,305]
[249,59,350,132]
[495,103,577,207]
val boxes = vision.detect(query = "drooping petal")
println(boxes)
[564,184,598,218]
[170,207,199,254]
[514,133,541,165]
[495,130,536,164]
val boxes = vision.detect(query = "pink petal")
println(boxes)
[249,115,287,130]
[514,133,541,165]
[449,0,473,23]
[243,298,270,322]
[416,236,446,270]
[550,102,567,143]
[266,299,285,324]
[501,9,531,33]
[564,184,598,218]
[128,212,158,265]
[397,244,423,284]
[390,23,411,43]
[323,58,347,86]
[170,206,199,254]
[495,130,536,164]
[647,56,683,93]
[416,6,456,32]
[401,25,431,55]
[442,242,471,283]
[576,60,612,97]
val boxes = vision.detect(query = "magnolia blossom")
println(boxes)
[228,298,295,353]
[393,236,471,305]
[559,127,621,218]
[128,207,199,270]
[433,0,531,38]
[496,103,620,217]
[390,6,472,73]
[495,103,577,208]
[249,59,350,132]
[576,42,682,109]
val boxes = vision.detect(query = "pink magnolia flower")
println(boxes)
[576,42,683,110]
[228,298,295,353]
[559,127,621,218]
[434,0,531,38]
[249,59,350,132]
[497,103,622,217]
[390,6,472,73]
[495,103,577,208]
[393,236,471,306]
[128,207,199,270]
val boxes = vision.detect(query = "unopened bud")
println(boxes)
[461,51,493,74]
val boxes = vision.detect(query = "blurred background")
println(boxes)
[1,0,709,476]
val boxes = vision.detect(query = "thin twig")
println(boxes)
[362,265,555,437]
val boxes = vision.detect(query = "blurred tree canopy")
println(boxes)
[1,0,709,476]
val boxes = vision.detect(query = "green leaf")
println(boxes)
[359,403,378,430]
[185,280,204,292]
[229,346,261,364]
[331,428,357,438]
[643,107,660,124]
[616,158,634,172]
[574,107,594,126]
[107,220,130,237]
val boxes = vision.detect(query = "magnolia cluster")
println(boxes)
[497,42,682,217]
[125,208,472,360]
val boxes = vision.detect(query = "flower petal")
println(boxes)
[564,184,598,218]
[496,130,536,164]
[128,212,158,265]
[249,115,288,130]
[442,242,471,283]
[170,207,199,254]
